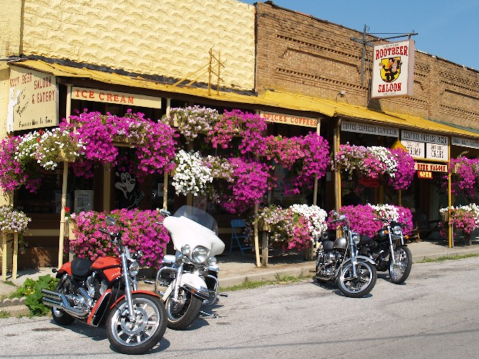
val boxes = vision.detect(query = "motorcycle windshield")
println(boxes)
[173,205,218,234]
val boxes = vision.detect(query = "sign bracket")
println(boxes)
[351,25,418,86]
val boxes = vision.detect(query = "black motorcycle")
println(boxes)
[315,212,377,298]
[358,218,412,284]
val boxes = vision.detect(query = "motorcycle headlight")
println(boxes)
[129,260,140,277]
[392,225,402,236]
[192,246,209,264]
[351,233,360,245]
[181,244,191,256]
[207,256,217,266]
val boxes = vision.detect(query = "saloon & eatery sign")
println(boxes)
[371,39,415,98]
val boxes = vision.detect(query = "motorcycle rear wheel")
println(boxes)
[107,294,167,355]
[165,288,202,330]
[389,245,412,284]
[338,260,377,298]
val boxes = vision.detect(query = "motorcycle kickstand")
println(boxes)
[200,310,218,318]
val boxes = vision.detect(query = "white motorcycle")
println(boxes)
[155,205,225,329]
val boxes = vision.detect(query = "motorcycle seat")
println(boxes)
[359,235,372,245]
[71,257,93,278]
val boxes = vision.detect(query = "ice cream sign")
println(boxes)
[371,39,415,98]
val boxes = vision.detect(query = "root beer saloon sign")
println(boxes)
[371,39,415,98]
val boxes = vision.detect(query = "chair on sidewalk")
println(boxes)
[230,219,252,255]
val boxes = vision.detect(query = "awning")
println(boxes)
[11,59,479,140]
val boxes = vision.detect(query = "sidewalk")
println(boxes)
[1,238,479,315]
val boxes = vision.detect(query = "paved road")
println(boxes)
[1,257,478,359]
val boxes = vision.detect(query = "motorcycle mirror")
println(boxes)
[105,216,116,226]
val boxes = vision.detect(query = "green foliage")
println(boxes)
[11,275,58,316]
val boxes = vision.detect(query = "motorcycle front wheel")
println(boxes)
[165,288,202,330]
[107,294,167,355]
[389,245,412,284]
[338,260,377,298]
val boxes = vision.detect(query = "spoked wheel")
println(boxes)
[51,280,75,325]
[389,245,412,284]
[338,260,377,298]
[107,294,167,355]
[166,288,202,330]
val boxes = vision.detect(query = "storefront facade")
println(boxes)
[2,0,479,268]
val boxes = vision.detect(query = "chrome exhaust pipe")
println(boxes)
[42,289,89,319]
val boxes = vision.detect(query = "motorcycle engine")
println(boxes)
[316,250,341,278]
[86,273,108,300]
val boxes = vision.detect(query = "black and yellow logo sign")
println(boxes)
[379,57,402,83]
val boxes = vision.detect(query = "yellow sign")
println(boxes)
[9,66,58,131]
[259,111,318,128]
[72,87,161,109]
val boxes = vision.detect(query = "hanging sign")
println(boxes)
[371,39,415,98]
[417,171,433,179]
[341,120,398,137]
[401,140,425,158]
[8,66,59,131]
[401,130,449,161]
[414,163,448,172]
[451,136,479,149]
[72,87,161,109]
[259,111,318,128]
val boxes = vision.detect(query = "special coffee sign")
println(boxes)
[371,39,415,98]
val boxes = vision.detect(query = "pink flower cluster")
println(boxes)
[252,205,313,251]
[328,204,413,236]
[446,157,479,200]
[219,158,272,214]
[0,135,42,192]
[333,144,415,190]
[70,209,170,268]
[65,110,177,179]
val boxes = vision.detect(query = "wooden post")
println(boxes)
[1,233,6,281]
[448,172,453,248]
[261,232,268,267]
[58,85,72,268]
[12,233,18,280]
[254,203,261,267]
[334,119,342,210]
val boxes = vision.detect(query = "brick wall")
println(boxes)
[18,0,255,91]
[255,2,479,130]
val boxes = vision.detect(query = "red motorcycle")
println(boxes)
[42,216,167,355]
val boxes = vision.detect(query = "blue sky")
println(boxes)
[239,0,479,70]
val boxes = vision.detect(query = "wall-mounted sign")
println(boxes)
[417,171,432,179]
[371,39,415,98]
[426,143,448,161]
[402,140,425,158]
[414,163,448,172]
[401,130,449,161]
[401,130,448,145]
[72,87,161,109]
[451,136,479,149]
[341,120,398,137]
[259,111,318,128]
[8,66,58,131]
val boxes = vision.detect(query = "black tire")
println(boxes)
[389,245,412,284]
[337,260,377,298]
[107,294,167,355]
[165,288,202,330]
[51,280,75,325]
